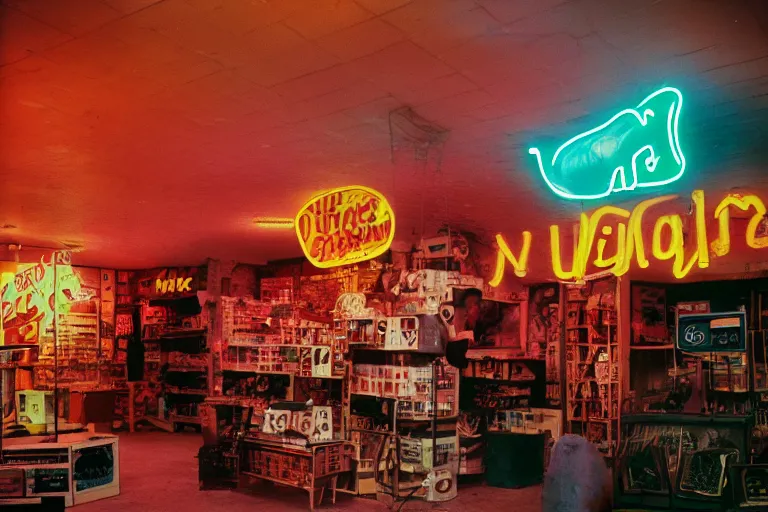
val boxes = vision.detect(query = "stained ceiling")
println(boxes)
[1,0,768,275]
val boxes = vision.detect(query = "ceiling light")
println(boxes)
[253,217,294,229]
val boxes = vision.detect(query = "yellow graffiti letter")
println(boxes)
[652,208,706,280]
[550,214,590,281]
[612,194,678,276]
[690,189,710,270]
[489,232,532,286]
[712,193,768,256]
[585,206,630,272]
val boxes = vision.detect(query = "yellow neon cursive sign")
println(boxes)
[491,190,766,284]
[488,232,532,286]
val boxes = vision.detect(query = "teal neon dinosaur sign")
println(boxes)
[529,87,685,200]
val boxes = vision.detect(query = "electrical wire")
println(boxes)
[396,484,423,512]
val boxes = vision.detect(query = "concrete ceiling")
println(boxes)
[1,0,768,273]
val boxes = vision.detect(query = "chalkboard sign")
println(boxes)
[73,444,115,492]
[676,311,746,352]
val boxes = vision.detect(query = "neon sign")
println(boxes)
[155,268,194,295]
[529,87,685,200]
[295,185,395,269]
[490,190,768,285]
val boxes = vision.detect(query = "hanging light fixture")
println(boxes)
[253,217,294,229]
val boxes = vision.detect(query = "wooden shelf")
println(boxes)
[241,471,312,491]
[631,344,675,350]
[145,415,174,432]
[160,329,207,338]
[225,343,327,349]
[294,374,344,380]
[398,414,459,423]
[167,366,206,372]
[166,388,207,396]
[220,365,293,375]
[570,417,618,423]
[351,391,384,398]
[170,414,202,424]
[564,279,619,458]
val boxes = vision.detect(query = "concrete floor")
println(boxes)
[75,432,543,512]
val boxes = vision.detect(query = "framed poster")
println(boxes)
[471,300,522,349]
[310,346,332,377]
[528,284,560,359]
[631,285,668,345]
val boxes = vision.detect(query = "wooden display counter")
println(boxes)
[240,438,354,511]
[0,432,120,507]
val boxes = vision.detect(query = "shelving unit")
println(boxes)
[34,302,103,390]
[751,289,768,393]
[140,296,210,432]
[564,278,620,457]
[348,341,459,499]
[211,297,344,435]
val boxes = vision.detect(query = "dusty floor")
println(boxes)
[75,432,542,512]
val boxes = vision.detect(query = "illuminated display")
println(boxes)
[295,185,395,269]
[155,271,193,295]
[529,87,685,200]
[133,267,201,298]
[491,190,766,285]
[0,254,84,344]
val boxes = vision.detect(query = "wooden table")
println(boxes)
[240,438,353,510]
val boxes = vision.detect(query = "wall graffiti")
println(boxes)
[1,254,87,345]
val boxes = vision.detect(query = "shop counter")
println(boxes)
[0,432,119,507]
[240,437,354,511]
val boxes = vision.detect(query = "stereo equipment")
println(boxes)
[425,463,458,502]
